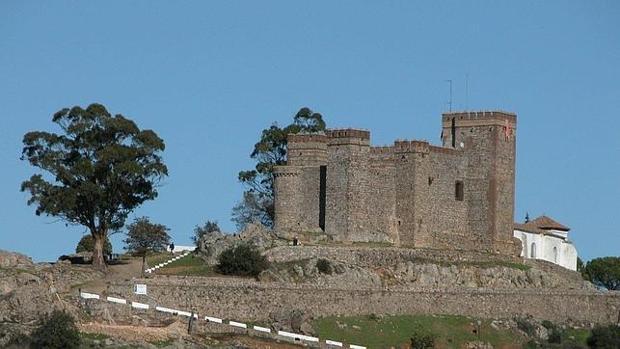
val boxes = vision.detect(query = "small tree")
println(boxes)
[124,217,170,275]
[583,257,620,290]
[30,310,80,349]
[76,234,113,256]
[20,104,167,270]
[192,220,220,245]
[217,243,269,277]
[587,324,620,348]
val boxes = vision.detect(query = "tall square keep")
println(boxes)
[273,111,519,255]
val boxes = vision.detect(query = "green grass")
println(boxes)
[80,332,109,341]
[562,328,590,346]
[155,254,213,276]
[146,252,178,266]
[148,338,175,347]
[313,314,525,349]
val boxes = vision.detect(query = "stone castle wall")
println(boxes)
[103,277,620,325]
[273,110,519,255]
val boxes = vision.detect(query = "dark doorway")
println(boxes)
[319,166,327,231]
[451,117,456,148]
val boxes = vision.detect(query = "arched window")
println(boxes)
[530,243,536,258]
[553,247,558,263]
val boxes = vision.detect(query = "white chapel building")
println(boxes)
[513,215,578,271]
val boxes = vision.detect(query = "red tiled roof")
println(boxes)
[529,215,570,231]
[514,222,546,235]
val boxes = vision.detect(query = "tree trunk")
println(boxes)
[141,254,146,277]
[92,230,107,271]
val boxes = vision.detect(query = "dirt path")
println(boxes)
[80,257,144,293]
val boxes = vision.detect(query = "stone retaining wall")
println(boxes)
[103,277,620,325]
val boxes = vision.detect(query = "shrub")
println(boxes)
[516,317,537,337]
[30,310,80,349]
[541,320,563,344]
[217,243,269,277]
[586,324,620,348]
[316,258,333,274]
[410,330,435,349]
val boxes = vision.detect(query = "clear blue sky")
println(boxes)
[1,1,618,262]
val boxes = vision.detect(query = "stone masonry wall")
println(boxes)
[426,147,471,249]
[368,148,398,243]
[104,277,620,325]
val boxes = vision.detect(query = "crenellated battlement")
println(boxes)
[288,133,328,144]
[273,166,301,177]
[370,146,394,154]
[326,128,370,140]
[393,140,430,153]
[442,110,516,128]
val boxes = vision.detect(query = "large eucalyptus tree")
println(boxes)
[21,103,168,269]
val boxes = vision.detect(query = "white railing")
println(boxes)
[80,291,365,348]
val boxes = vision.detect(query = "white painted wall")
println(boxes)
[513,229,578,271]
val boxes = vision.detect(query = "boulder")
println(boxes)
[0,250,33,269]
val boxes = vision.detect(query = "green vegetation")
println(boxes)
[316,258,333,274]
[157,254,213,276]
[587,324,620,348]
[80,332,109,341]
[410,257,531,271]
[217,243,270,277]
[76,234,113,256]
[192,220,221,245]
[20,103,167,269]
[148,338,175,347]
[313,314,523,348]
[30,310,80,349]
[582,256,620,290]
[124,217,171,275]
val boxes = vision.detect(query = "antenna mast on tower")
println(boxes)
[445,79,453,112]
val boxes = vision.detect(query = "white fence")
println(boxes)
[79,291,366,348]
[144,251,192,274]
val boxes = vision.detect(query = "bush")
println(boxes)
[541,320,563,344]
[30,310,80,349]
[410,331,435,349]
[582,257,620,290]
[76,234,112,256]
[217,243,269,277]
[316,258,333,274]
[516,317,537,337]
[587,324,620,348]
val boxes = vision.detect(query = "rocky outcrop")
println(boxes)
[0,250,103,347]
[197,224,286,265]
[260,253,594,290]
[0,250,33,269]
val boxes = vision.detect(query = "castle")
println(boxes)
[273,111,520,255]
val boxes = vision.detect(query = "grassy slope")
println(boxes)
[314,315,592,349]
[314,314,525,349]
[147,253,213,276]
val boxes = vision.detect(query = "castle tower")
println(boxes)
[441,111,517,253]
[273,134,328,236]
[273,166,301,234]
[325,129,371,241]
[393,140,431,247]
